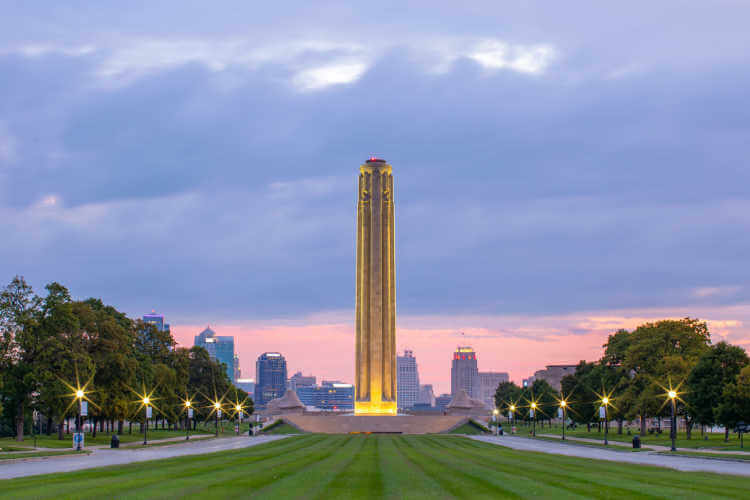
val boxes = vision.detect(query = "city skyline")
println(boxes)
[3,2,750,397]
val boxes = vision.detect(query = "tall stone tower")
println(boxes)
[355,157,397,415]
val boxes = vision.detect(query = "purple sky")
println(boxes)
[2,2,750,393]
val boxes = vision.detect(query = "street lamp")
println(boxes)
[143,396,151,445]
[668,390,677,452]
[509,404,516,434]
[75,390,84,451]
[530,402,537,437]
[559,400,568,441]
[184,400,193,441]
[213,401,222,437]
[600,396,610,446]
[492,409,499,436]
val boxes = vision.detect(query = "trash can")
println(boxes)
[632,435,641,449]
[111,435,120,448]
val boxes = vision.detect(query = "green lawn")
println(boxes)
[656,451,750,462]
[534,423,748,451]
[447,421,490,435]
[0,422,251,449]
[1,434,748,499]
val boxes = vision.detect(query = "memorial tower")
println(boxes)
[355,157,397,415]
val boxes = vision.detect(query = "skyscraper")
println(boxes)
[355,157,397,415]
[397,350,420,410]
[289,372,316,391]
[142,311,170,333]
[451,346,479,398]
[478,371,510,408]
[194,327,236,383]
[417,384,436,407]
[255,352,287,408]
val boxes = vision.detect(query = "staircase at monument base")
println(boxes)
[281,415,469,434]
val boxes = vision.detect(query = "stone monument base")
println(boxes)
[282,415,470,434]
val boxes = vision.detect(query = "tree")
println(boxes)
[494,381,521,412]
[716,365,750,441]
[686,342,749,436]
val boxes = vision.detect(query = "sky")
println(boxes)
[2,1,750,394]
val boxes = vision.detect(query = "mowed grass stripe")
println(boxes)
[123,435,351,499]
[248,435,365,498]
[0,436,319,499]
[319,435,385,498]
[2,435,750,499]
[396,436,524,498]
[436,437,747,499]
[422,436,657,499]
[378,436,451,499]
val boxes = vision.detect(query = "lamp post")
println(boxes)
[236,404,244,435]
[75,389,84,451]
[509,404,516,434]
[668,390,677,452]
[559,400,567,441]
[530,402,537,437]
[184,401,193,441]
[492,409,499,436]
[214,402,222,437]
[601,397,609,446]
[143,396,151,445]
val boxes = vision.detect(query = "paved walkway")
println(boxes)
[535,433,750,455]
[0,435,288,479]
[471,435,750,477]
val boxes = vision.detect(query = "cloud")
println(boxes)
[692,286,742,298]
[292,61,369,91]
[467,39,555,74]
[0,122,17,164]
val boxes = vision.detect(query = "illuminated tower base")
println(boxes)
[355,157,397,416]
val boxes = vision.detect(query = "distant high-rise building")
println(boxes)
[478,372,510,409]
[255,352,287,407]
[143,311,170,333]
[296,382,354,411]
[194,326,236,383]
[289,372,316,391]
[435,393,452,411]
[236,378,255,396]
[451,346,479,398]
[397,350,420,409]
[233,354,241,382]
[526,364,578,391]
[417,384,435,407]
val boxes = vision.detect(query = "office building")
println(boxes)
[255,352,287,407]
[417,384,435,407]
[289,372,316,391]
[435,394,452,411]
[451,346,479,398]
[296,382,354,411]
[478,372,510,409]
[525,364,578,391]
[236,378,255,396]
[194,326,236,383]
[397,350,420,410]
[143,311,170,333]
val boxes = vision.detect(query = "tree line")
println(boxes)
[496,318,750,438]
[0,276,252,441]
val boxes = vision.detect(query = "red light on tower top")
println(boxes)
[366,155,386,163]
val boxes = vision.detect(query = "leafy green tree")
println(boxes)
[494,381,521,412]
[716,365,750,441]
[686,342,748,436]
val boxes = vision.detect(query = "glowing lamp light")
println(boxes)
[236,405,242,412]
[601,397,609,405]
[493,409,499,415]
[76,390,84,399]
[509,405,516,412]
[214,402,221,409]
[560,400,567,408]
[530,402,537,409]
[143,397,150,405]
[668,390,677,399]
[185,401,191,408]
